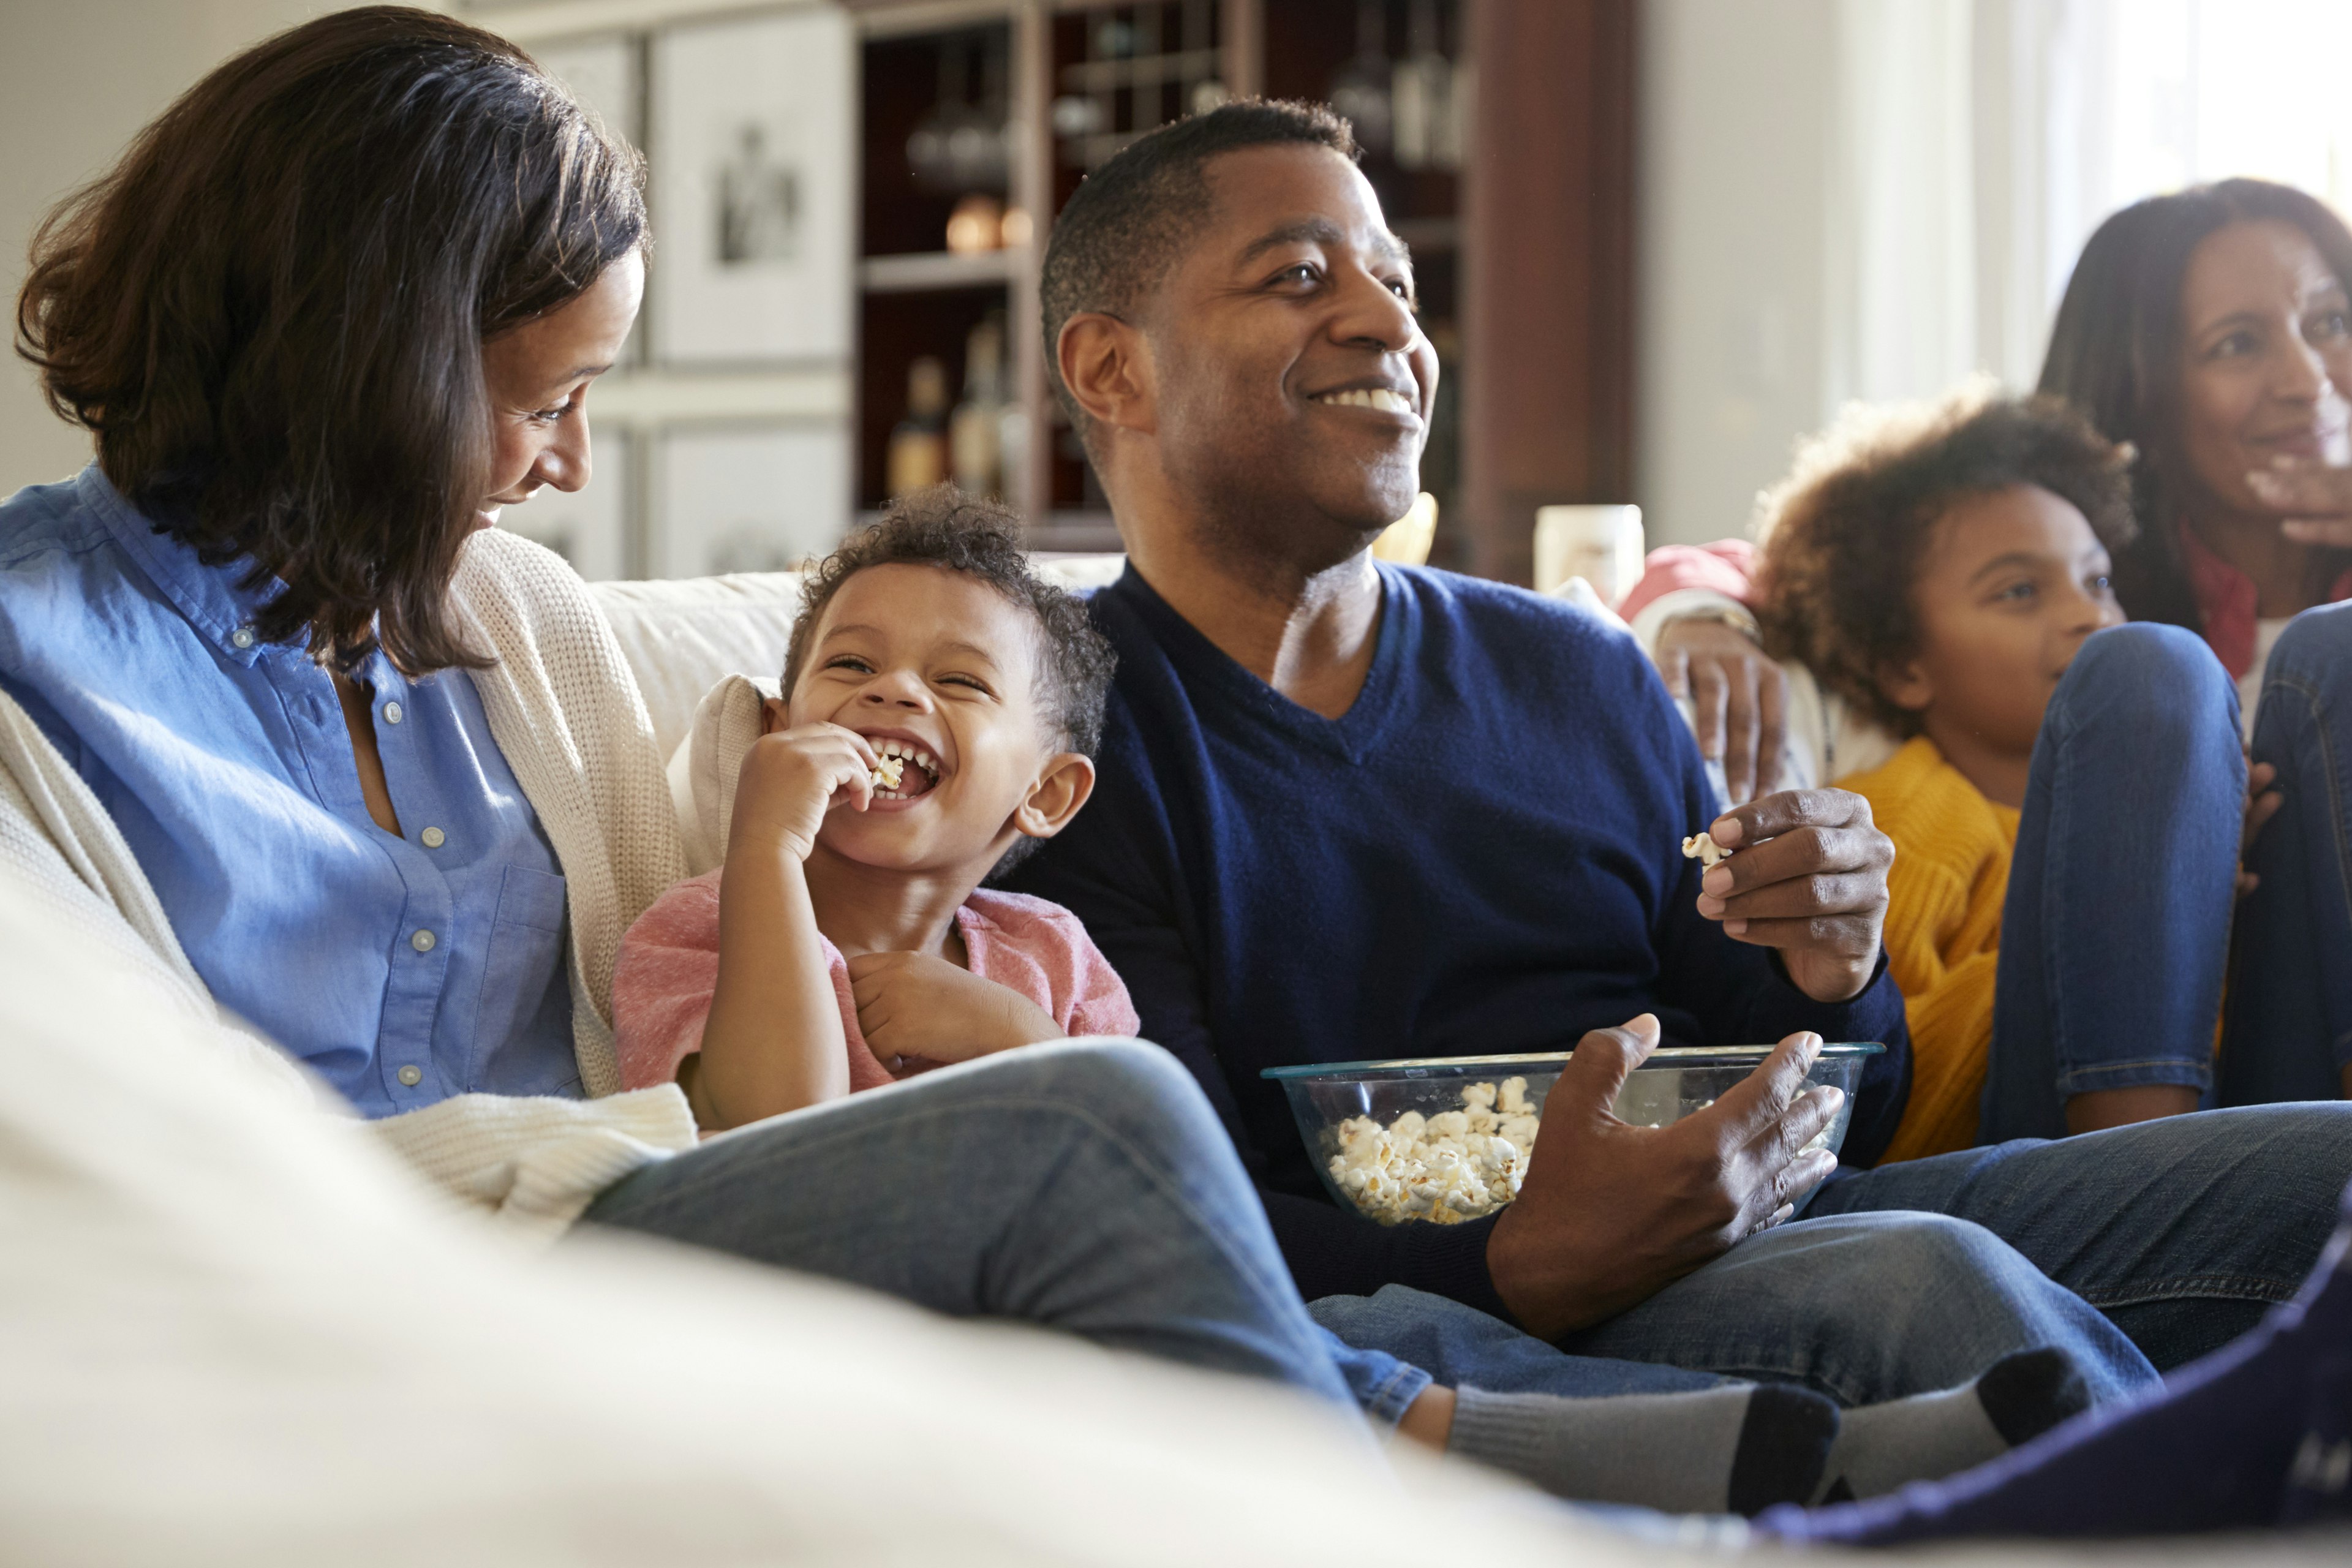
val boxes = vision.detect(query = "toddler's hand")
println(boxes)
[846,950,1063,1071]
[731,723,876,862]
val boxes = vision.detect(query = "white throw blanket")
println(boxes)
[0,527,698,1237]
[668,670,780,876]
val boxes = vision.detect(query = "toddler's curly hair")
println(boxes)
[782,484,1118,760]
[1754,382,2137,736]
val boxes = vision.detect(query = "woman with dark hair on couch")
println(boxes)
[0,3,1356,1410]
[1626,178,2352,1108]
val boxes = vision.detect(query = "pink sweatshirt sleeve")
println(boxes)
[611,870,726,1091]
[1615,540,1759,620]
[1060,928,1142,1039]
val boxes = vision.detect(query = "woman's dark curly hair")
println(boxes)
[14,6,646,673]
[1754,382,2137,736]
[783,483,1118,768]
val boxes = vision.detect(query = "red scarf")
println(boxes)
[2176,525,2352,678]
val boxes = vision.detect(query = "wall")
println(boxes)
[1634,0,1840,548]
[0,1,359,492]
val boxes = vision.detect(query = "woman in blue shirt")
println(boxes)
[0,5,1351,1408]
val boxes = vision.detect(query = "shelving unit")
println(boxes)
[848,0,1469,557]
[472,0,1632,583]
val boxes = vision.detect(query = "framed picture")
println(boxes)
[650,8,854,366]
[497,429,635,582]
[530,32,641,148]
[652,423,852,579]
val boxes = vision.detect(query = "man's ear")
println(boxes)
[761,695,790,736]
[1876,656,1934,717]
[1012,752,1098,843]
[1057,313,1156,439]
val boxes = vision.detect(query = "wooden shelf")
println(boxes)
[1393,215,1460,252]
[845,0,1604,580]
[860,250,1021,293]
[854,508,1123,555]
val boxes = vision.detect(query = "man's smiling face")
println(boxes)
[1140,143,1438,570]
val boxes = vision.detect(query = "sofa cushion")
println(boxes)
[588,573,804,762]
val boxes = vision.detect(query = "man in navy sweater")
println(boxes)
[1010,104,2352,1397]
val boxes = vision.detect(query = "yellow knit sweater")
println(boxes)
[1839,736,2019,1163]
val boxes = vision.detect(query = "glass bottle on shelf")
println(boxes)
[950,314,1006,498]
[887,356,951,499]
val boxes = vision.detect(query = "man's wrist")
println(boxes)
[1768,942,1889,1006]
[1485,1203,1603,1341]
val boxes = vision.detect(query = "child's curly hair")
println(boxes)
[1754,382,2137,736]
[783,484,1118,759]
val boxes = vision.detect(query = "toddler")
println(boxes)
[614,489,1133,1129]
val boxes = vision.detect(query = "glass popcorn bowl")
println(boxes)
[1263,1044,1885,1227]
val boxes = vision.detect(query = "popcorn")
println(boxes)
[872,756,905,790]
[1325,1076,1539,1226]
[1682,831,1732,869]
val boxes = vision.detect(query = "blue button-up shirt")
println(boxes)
[0,466,580,1115]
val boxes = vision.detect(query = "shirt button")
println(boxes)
[230,627,255,649]
[396,1065,423,1087]
[383,701,404,725]
[420,826,445,848]
[410,929,437,952]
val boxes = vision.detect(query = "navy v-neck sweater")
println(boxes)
[1009,563,1910,1318]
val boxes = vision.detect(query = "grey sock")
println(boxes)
[1447,1382,1836,1515]
[1814,1349,2090,1503]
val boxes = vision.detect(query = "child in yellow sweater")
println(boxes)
[1749,386,2335,1158]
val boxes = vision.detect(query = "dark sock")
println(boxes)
[1761,1185,2352,1544]
[1809,1348,2092,1504]
[1728,1386,1842,1515]
[1976,1346,2094,1446]
[1446,1382,1836,1515]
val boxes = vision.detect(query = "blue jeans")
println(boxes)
[1316,1208,2148,1406]
[580,1040,1358,1412]
[1980,624,2244,1141]
[1313,1289,1721,1427]
[1324,1107,2352,1410]
[1322,1106,2352,1415]
[1811,1101,2352,1366]
[2224,601,2352,1102]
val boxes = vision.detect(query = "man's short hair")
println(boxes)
[1754,382,2137,737]
[1038,100,1358,444]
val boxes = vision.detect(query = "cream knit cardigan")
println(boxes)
[0,527,698,1238]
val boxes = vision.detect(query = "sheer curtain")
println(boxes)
[1826,0,2352,405]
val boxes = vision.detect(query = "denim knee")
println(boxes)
[2262,601,2352,702]
[1781,1213,2154,1403]
[977,1037,1234,1169]
[2055,622,2238,745]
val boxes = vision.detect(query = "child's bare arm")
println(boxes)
[691,724,876,1129]
[845,950,1063,1071]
